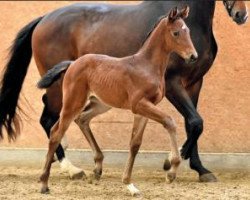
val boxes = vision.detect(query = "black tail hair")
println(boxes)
[0,16,43,141]
[37,61,72,89]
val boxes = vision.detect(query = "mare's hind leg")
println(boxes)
[40,83,88,193]
[75,96,111,180]
[133,99,181,183]
[122,115,148,197]
[40,94,65,161]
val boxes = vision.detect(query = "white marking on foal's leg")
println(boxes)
[60,157,85,179]
[127,183,141,197]
[166,148,182,183]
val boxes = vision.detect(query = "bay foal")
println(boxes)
[38,7,197,195]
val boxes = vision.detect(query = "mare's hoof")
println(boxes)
[93,169,102,180]
[71,171,86,180]
[40,187,50,194]
[163,159,171,171]
[199,173,217,182]
[167,172,176,183]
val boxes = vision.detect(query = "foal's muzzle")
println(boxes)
[185,53,198,64]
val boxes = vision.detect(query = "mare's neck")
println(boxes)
[137,19,171,76]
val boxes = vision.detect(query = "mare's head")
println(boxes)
[164,6,198,64]
[223,0,248,25]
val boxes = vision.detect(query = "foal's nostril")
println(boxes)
[190,54,197,63]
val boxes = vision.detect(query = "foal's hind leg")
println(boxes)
[40,116,78,193]
[41,92,84,179]
[40,84,88,193]
[133,99,181,183]
[75,96,111,180]
[122,115,148,196]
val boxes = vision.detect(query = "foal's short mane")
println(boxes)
[141,8,184,47]
[141,15,166,47]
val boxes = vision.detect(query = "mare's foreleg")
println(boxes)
[165,76,216,182]
[75,96,111,180]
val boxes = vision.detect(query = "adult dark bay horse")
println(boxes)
[0,1,248,181]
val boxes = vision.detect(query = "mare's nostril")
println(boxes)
[235,12,240,19]
[233,11,248,25]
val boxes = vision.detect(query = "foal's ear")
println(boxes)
[180,6,190,19]
[168,7,178,22]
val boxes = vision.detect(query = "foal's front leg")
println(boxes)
[133,98,181,183]
[122,115,148,196]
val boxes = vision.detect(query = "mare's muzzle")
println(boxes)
[232,10,248,25]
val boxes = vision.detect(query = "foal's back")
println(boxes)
[65,53,161,109]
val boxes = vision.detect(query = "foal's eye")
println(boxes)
[173,31,180,37]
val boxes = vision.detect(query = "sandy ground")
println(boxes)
[0,1,249,152]
[0,166,249,200]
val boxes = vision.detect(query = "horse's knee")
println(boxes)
[187,117,203,138]
[163,117,177,134]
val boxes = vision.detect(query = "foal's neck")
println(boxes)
[138,19,171,76]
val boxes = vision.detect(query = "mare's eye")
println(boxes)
[173,31,180,37]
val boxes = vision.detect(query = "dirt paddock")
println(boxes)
[0,165,249,200]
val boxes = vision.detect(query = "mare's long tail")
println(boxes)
[0,16,43,141]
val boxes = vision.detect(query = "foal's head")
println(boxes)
[164,6,198,64]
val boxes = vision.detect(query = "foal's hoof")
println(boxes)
[199,173,217,182]
[163,159,171,171]
[71,170,86,180]
[127,183,141,197]
[40,187,50,194]
[167,172,176,183]
[93,169,102,180]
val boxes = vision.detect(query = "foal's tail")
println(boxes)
[0,16,43,141]
[37,61,72,89]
